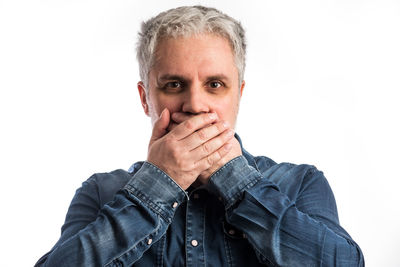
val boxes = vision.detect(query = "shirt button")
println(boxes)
[172,202,178,208]
[228,229,235,235]
[191,239,198,247]
[193,193,199,199]
[147,238,152,245]
[218,196,222,201]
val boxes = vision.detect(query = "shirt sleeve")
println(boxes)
[208,156,365,266]
[35,162,187,267]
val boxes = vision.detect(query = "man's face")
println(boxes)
[138,33,245,129]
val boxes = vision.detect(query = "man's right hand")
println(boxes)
[147,108,234,190]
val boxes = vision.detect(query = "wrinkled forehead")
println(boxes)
[152,36,237,82]
[151,33,236,70]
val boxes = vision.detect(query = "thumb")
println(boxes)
[150,108,170,142]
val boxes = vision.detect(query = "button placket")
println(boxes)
[185,191,205,266]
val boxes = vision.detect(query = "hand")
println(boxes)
[170,112,242,185]
[147,109,235,190]
[198,137,241,183]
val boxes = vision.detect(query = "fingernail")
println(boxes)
[208,112,217,120]
[223,121,229,128]
[227,129,234,137]
[160,108,166,118]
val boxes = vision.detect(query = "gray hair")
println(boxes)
[136,5,246,89]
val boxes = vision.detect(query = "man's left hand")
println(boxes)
[170,112,242,185]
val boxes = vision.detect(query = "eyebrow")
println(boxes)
[206,74,230,82]
[158,74,188,82]
[158,74,231,82]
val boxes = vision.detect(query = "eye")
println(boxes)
[209,81,222,89]
[162,81,184,93]
[166,81,181,89]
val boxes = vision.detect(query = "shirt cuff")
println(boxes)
[208,156,262,209]
[124,161,188,223]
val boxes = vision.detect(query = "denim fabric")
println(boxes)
[35,135,364,266]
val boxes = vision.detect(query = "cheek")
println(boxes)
[212,99,238,122]
[152,95,182,114]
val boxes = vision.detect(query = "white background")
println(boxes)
[0,0,399,266]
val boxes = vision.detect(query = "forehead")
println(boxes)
[152,34,238,79]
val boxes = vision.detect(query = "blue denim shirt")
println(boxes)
[35,135,364,266]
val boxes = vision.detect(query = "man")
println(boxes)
[36,6,364,266]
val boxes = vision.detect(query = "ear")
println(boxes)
[239,80,245,97]
[138,81,150,116]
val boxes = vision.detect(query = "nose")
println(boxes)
[181,85,210,114]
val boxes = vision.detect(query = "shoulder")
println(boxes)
[255,156,321,182]
[79,166,140,208]
[84,161,144,189]
[253,156,331,202]
[86,168,133,187]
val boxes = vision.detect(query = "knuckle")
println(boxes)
[164,135,175,144]
[202,142,211,154]
[170,148,180,160]
[206,154,214,166]
[213,138,223,149]
[176,158,185,169]
[184,120,194,130]
[217,121,227,132]
[214,150,223,163]
[196,129,207,140]
[216,148,224,158]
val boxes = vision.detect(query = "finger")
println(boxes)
[171,112,192,124]
[194,138,233,171]
[183,120,230,150]
[170,111,214,133]
[167,121,179,132]
[150,108,170,143]
[170,112,218,140]
[190,128,235,161]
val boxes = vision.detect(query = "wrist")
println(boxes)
[208,156,261,208]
